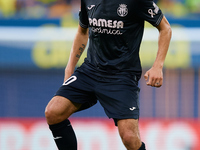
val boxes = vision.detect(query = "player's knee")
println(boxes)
[45,103,62,125]
[45,105,55,124]
[120,132,133,144]
[120,132,141,150]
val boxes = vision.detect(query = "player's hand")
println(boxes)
[144,67,163,88]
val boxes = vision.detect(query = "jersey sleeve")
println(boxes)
[136,0,163,27]
[79,0,89,28]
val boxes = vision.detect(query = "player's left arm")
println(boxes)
[144,16,172,87]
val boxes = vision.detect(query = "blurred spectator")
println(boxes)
[36,0,57,4]
[48,0,71,18]
[24,0,48,18]
[0,0,16,18]
[185,0,200,13]
[158,0,189,17]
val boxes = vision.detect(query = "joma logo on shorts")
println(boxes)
[89,18,124,29]
[129,107,136,111]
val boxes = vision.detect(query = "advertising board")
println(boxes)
[0,118,199,150]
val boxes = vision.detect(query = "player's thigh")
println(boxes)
[117,119,141,140]
[45,96,81,124]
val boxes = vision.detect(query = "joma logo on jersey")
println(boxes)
[89,18,124,29]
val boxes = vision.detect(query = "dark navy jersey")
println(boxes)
[79,0,163,79]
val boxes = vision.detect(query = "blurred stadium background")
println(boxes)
[0,0,200,150]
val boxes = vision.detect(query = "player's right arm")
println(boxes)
[64,25,89,81]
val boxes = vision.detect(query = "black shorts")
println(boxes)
[55,68,140,126]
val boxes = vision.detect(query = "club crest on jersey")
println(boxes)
[117,4,128,17]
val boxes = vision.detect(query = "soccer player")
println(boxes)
[45,0,172,149]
